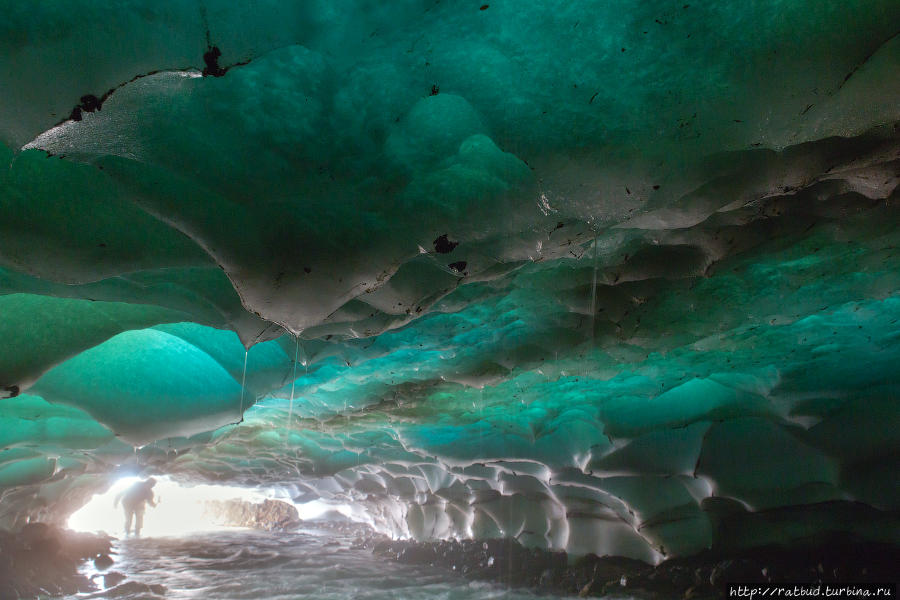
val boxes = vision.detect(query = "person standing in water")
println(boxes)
[114,478,159,537]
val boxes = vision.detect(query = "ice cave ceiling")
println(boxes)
[1,0,899,562]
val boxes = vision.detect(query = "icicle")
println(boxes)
[286,336,299,445]
[478,387,485,456]
[589,232,599,340]
[238,350,248,421]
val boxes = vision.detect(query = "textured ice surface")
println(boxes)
[2,0,900,561]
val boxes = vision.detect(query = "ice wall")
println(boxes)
[1,0,899,560]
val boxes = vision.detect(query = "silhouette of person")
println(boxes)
[114,478,158,536]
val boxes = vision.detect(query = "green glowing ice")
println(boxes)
[1,0,899,559]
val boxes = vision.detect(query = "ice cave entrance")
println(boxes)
[68,476,271,537]
[69,476,357,538]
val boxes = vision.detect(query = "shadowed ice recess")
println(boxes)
[1,0,899,589]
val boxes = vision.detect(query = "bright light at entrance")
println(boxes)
[68,476,267,537]
[294,499,354,521]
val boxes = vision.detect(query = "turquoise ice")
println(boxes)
[1,0,899,562]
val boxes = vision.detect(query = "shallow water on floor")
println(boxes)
[67,526,583,600]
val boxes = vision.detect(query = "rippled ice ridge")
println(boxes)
[68,527,584,600]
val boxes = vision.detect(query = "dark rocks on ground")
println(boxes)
[709,558,766,589]
[100,571,127,588]
[94,552,115,570]
[374,537,570,588]
[374,535,900,599]
[0,522,111,598]
[575,554,654,597]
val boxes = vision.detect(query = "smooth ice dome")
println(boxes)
[2,0,900,564]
